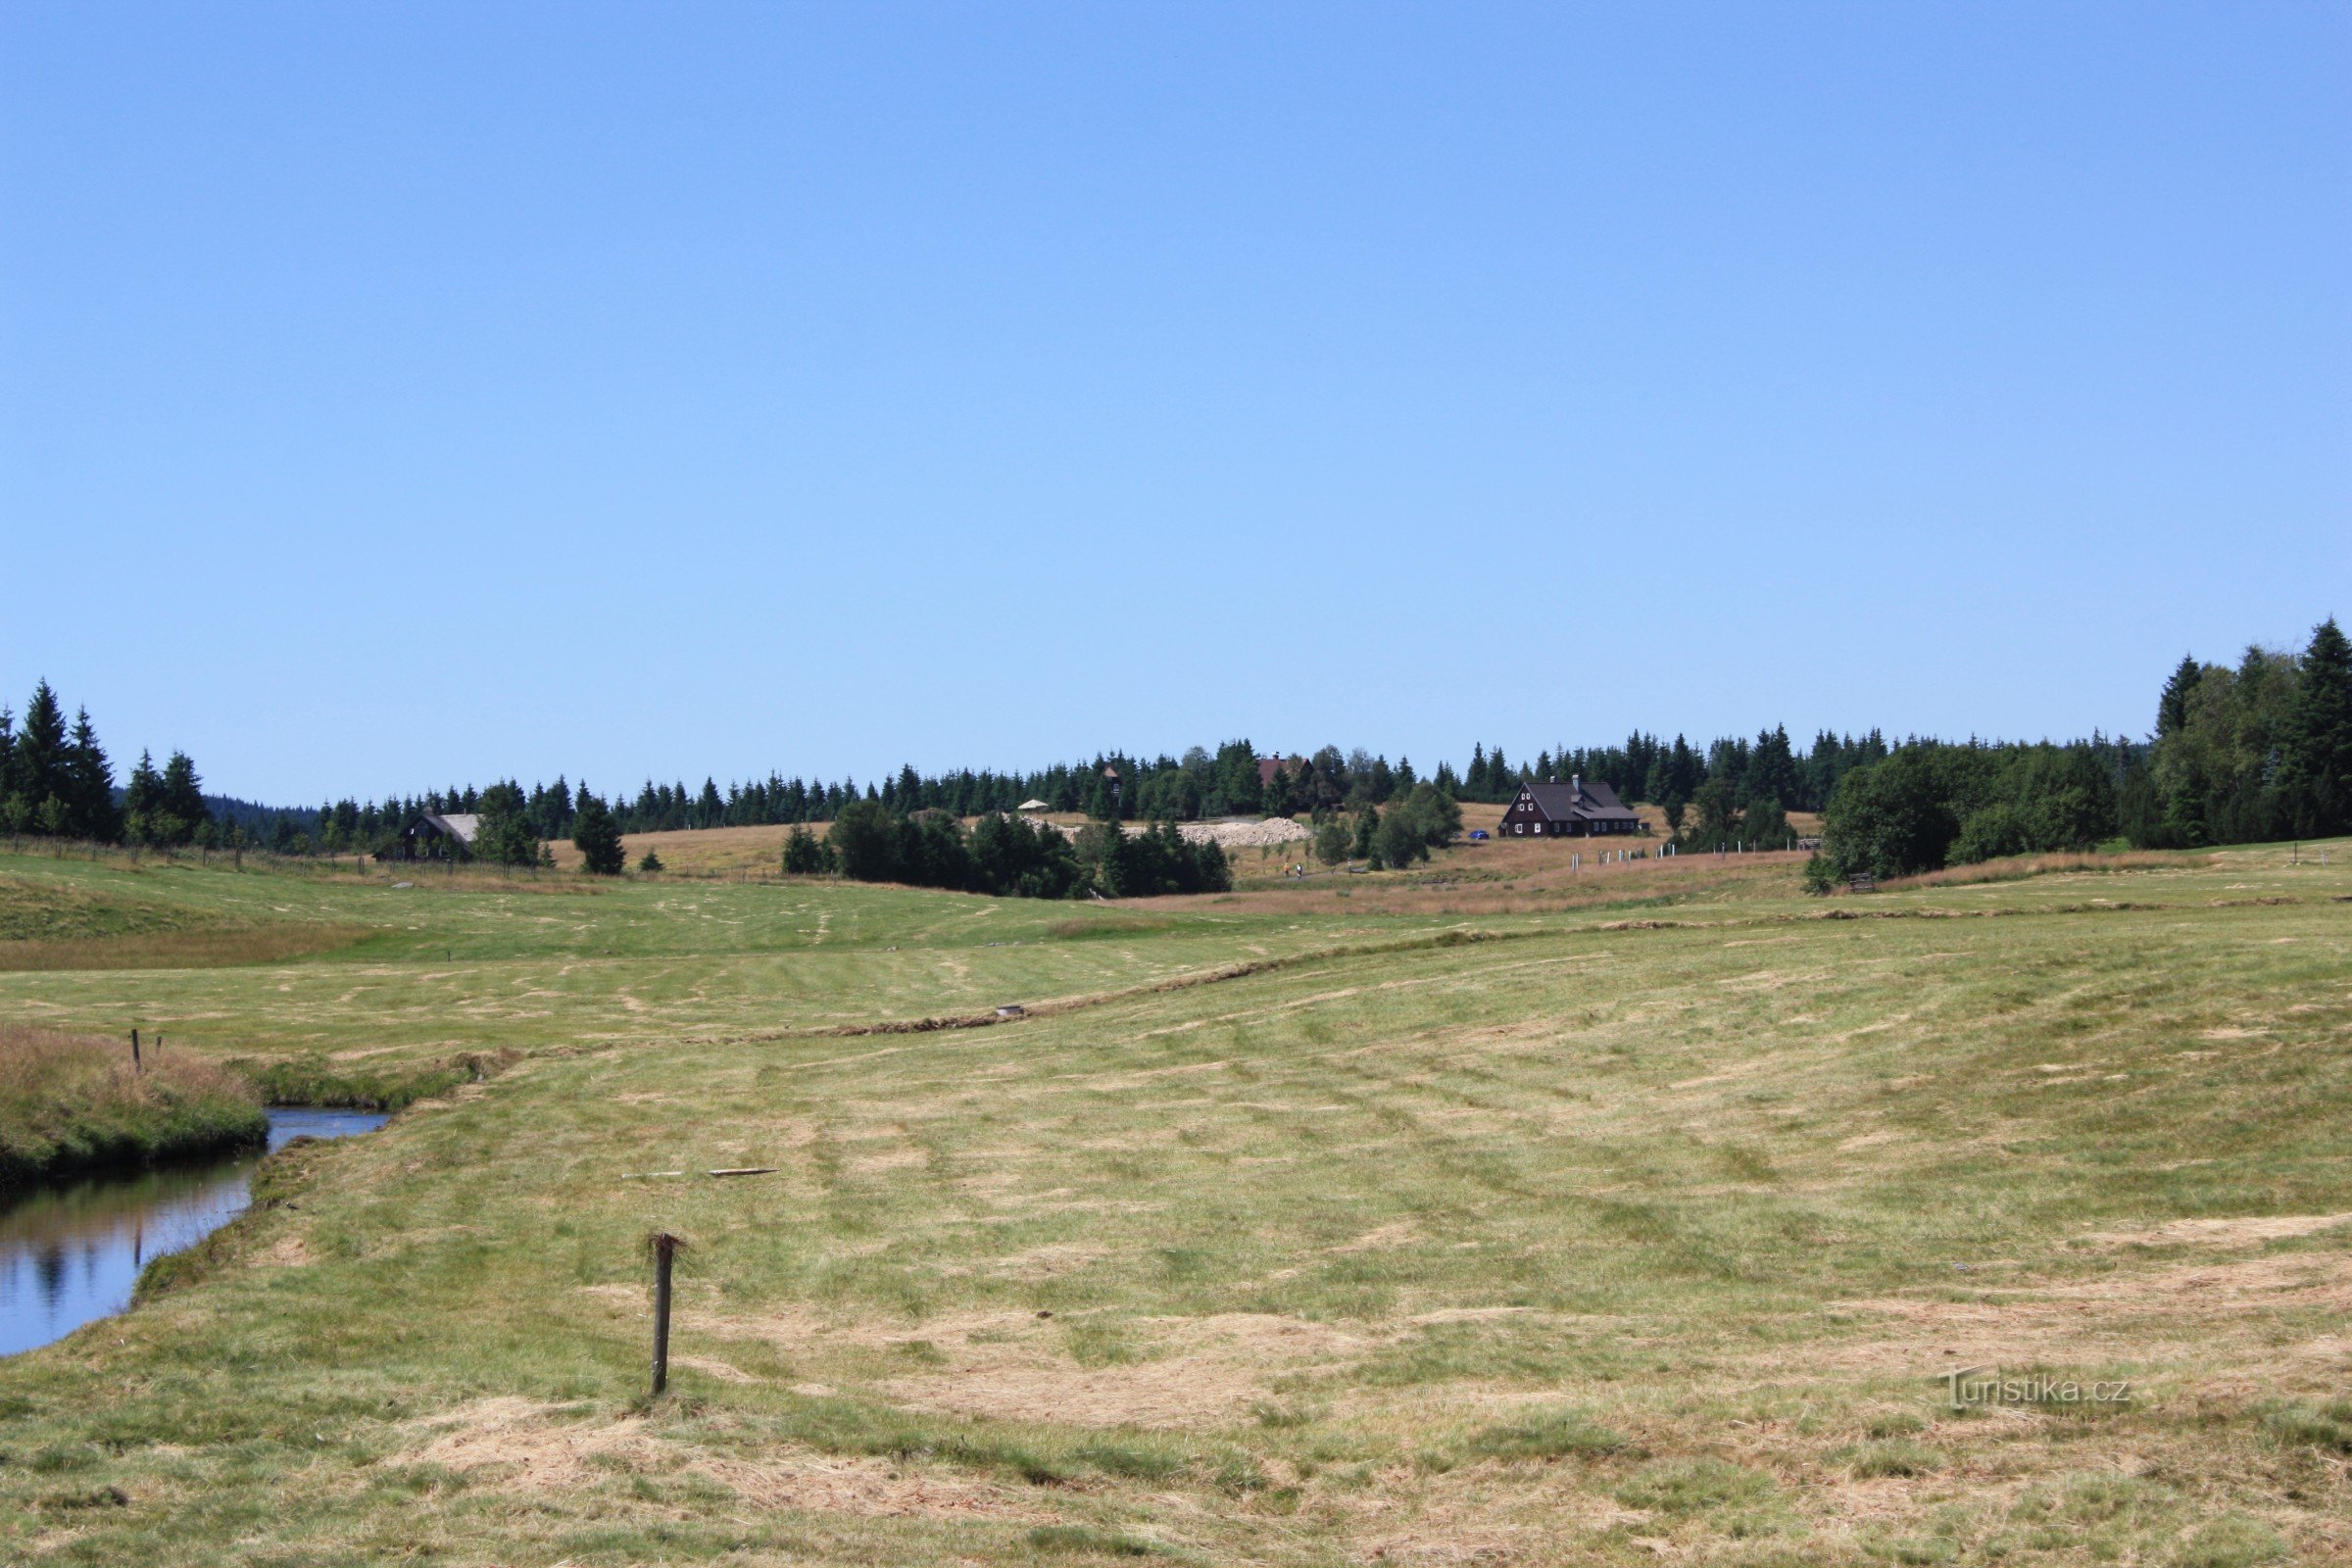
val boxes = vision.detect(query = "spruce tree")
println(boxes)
[13,681,68,830]
[782,822,826,875]
[1749,725,1798,808]
[472,781,542,866]
[159,753,205,845]
[2157,655,2202,737]
[123,752,163,845]
[2280,617,2352,836]
[572,795,626,874]
[65,709,121,842]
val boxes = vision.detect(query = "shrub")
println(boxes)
[781,823,829,875]
[570,796,625,875]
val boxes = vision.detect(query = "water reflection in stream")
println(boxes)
[0,1108,387,1356]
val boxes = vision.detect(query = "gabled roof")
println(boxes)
[1515,780,1639,823]
[408,811,481,845]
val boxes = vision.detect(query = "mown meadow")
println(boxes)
[0,838,2346,1565]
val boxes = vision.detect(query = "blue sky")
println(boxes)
[3,3,2345,806]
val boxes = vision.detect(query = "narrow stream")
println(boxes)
[0,1107,388,1357]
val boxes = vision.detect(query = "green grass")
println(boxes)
[0,840,2345,1562]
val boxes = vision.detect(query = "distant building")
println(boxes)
[1017,799,1050,813]
[1497,777,1641,838]
[391,811,480,860]
[1256,756,1295,787]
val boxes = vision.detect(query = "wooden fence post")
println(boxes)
[650,1232,682,1396]
[129,1029,141,1075]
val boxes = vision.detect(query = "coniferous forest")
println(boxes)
[3,619,2346,897]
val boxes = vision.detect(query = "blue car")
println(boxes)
[1468,829,1488,841]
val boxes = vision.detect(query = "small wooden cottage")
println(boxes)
[1496,777,1641,838]
[391,811,480,860]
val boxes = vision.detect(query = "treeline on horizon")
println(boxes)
[308,729,1897,859]
[3,619,2344,897]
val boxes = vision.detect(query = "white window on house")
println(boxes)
[1532,822,1543,834]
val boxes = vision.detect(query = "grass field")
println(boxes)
[0,837,2347,1564]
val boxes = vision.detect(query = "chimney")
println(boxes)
[1571,774,1582,796]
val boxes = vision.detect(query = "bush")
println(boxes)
[1371,784,1461,868]
[1950,800,2037,864]
[813,805,1224,900]
[1742,794,1789,849]
[570,797,625,875]
[827,799,906,882]
[470,782,548,868]
[781,823,829,875]
[1819,741,2124,882]
[1074,819,1230,898]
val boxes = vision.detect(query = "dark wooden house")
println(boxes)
[1496,776,1642,838]
[390,811,480,861]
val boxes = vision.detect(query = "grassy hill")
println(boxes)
[0,840,2345,1563]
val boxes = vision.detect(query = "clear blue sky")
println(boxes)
[3,4,2345,806]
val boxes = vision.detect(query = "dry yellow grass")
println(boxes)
[543,821,805,876]
[1883,850,2217,891]
[0,1024,265,1181]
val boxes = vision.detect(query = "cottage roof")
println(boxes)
[1016,799,1050,812]
[410,811,481,845]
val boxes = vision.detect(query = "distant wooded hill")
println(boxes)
[7,616,2346,882]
